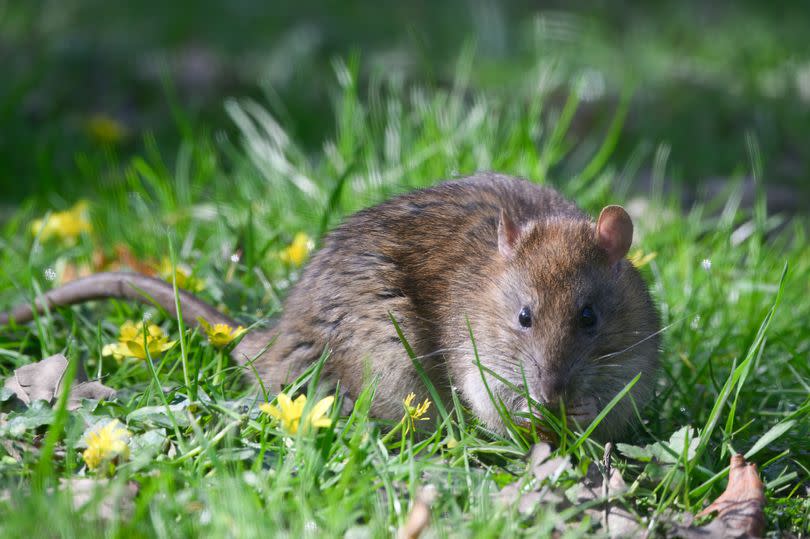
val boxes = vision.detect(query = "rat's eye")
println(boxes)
[579,305,597,328]
[518,306,532,328]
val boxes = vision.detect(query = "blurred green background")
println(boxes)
[2,0,809,207]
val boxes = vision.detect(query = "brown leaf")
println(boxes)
[687,454,766,538]
[4,354,69,405]
[60,262,94,284]
[114,244,157,276]
[530,442,571,483]
[69,381,118,411]
[3,354,117,410]
[574,462,640,539]
[398,485,437,539]
[494,443,568,514]
[496,483,565,514]
[0,438,26,461]
[62,243,157,285]
[59,477,139,520]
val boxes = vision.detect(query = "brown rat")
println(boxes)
[1,173,660,439]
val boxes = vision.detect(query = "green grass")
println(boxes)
[0,60,808,537]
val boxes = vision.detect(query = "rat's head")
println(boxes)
[459,206,660,440]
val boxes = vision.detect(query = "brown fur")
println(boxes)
[2,173,660,439]
[235,173,660,438]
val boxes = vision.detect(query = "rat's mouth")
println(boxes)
[513,398,599,436]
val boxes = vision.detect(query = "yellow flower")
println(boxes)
[279,232,314,267]
[82,420,131,474]
[260,392,334,435]
[628,248,657,268]
[402,392,431,434]
[30,201,92,245]
[158,258,205,292]
[85,113,128,145]
[198,317,246,348]
[102,320,176,361]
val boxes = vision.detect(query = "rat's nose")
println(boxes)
[539,375,566,407]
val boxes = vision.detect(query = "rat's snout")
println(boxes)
[538,374,567,408]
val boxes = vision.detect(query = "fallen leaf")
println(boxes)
[495,443,641,536]
[496,483,564,515]
[494,443,568,514]
[59,477,139,520]
[59,261,94,284]
[530,442,571,483]
[3,354,117,411]
[90,244,158,276]
[115,244,157,276]
[572,462,640,539]
[673,454,765,538]
[0,438,26,462]
[70,382,117,410]
[4,354,68,405]
[398,485,437,539]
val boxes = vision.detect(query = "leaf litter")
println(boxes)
[3,353,116,411]
[495,441,768,538]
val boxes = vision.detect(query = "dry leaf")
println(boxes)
[573,462,640,538]
[4,354,70,405]
[494,443,568,514]
[60,244,157,285]
[531,442,571,483]
[0,438,25,461]
[674,454,765,538]
[398,485,437,539]
[70,381,117,410]
[697,455,765,535]
[497,483,565,515]
[60,261,94,284]
[114,244,157,276]
[59,477,139,520]
[3,354,117,410]
[495,443,640,536]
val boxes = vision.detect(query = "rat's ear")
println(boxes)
[596,205,633,265]
[498,209,521,259]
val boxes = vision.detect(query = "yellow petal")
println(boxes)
[403,392,415,407]
[260,403,281,420]
[119,320,138,340]
[310,417,333,428]
[307,395,335,423]
[277,393,294,415]
[291,395,308,418]
[101,343,127,360]
[157,340,176,353]
[280,232,314,267]
[146,324,163,338]
[82,420,130,472]
[124,340,147,359]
